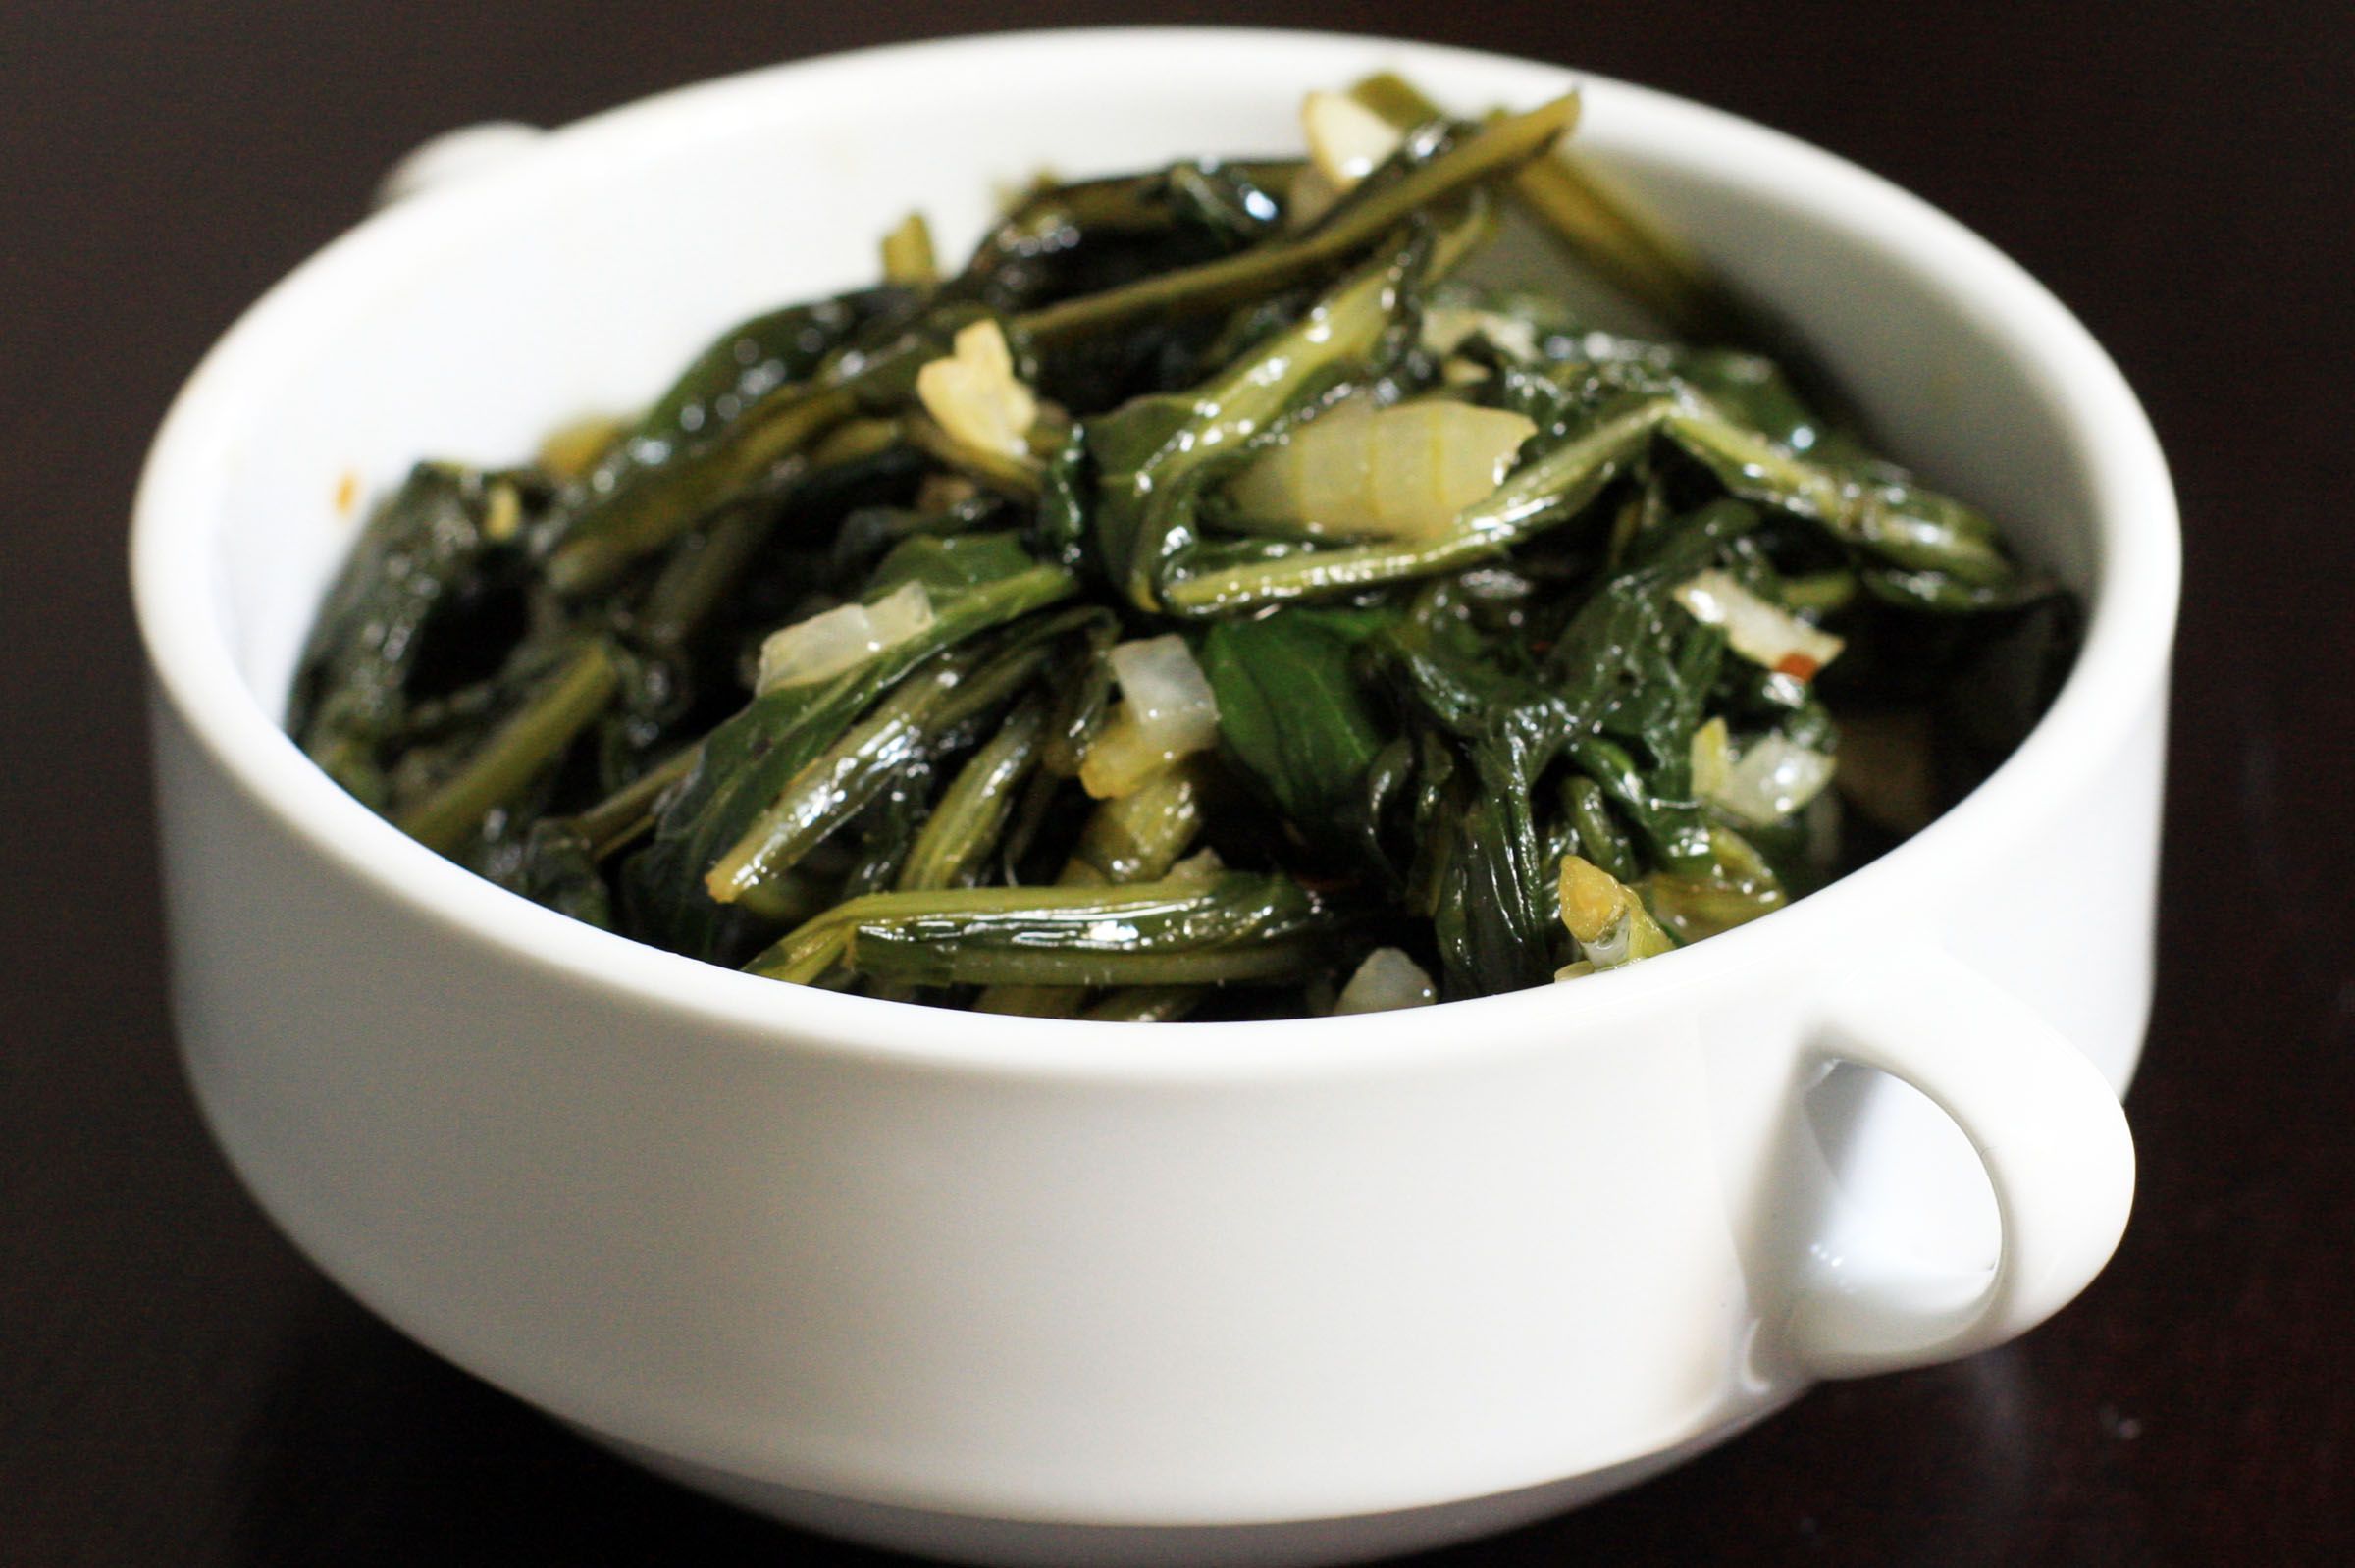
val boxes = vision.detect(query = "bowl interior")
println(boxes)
[189,31,2108,720]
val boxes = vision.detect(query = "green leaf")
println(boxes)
[620,535,1075,960]
[545,302,1004,596]
[289,463,516,805]
[1084,235,1427,614]
[493,819,616,929]
[392,635,621,856]
[581,287,918,509]
[946,163,1292,317]
[1198,605,1397,854]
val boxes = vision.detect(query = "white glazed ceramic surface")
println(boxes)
[132,29,2177,1568]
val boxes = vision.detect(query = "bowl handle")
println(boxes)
[374,122,547,210]
[1787,938,2135,1378]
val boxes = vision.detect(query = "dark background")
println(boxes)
[4,2,2349,1563]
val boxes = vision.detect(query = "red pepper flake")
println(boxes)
[1772,653,1821,681]
[334,469,360,517]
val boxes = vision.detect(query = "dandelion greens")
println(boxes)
[287,77,2075,1019]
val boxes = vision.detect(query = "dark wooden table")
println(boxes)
[5,2,2349,1562]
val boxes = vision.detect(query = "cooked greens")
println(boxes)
[288,78,2076,1019]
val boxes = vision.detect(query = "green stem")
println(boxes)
[746,873,1330,989]
[1015,94,1580,347]
[1064,761,1206,884]
[570,743,701,862]
[897,702,1047,892]
[1349,72,1738,343]
[547,386,853,598]
[1663,405,2014,583]
[636,503,778,651]
[394,640,619,855]
[704,659,965,904]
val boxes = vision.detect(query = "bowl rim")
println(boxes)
[130,25,2180,1081]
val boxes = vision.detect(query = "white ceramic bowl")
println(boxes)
[133,28,2177,1567]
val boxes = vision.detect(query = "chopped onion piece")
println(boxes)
[1079,639,1221,799]
[481,480,524,544]
[879,210,938,286]
[1285,164,1342,230]
[1557,855,1675,970]
[864,579,935,647]
[1703,733,1836,827]
[1226,401,1537,540]
[1421,304,1543,361]
[1580,913,1637,967]
[1302,90,1405,188]
[755,581,934,694]
[916,320,1037,458]
[1672,569,1845,678]
[756,602,879,693]
[1334,947,1438,1014]
[1076,708,1167,800]
[1690,715,1734,801]
[1108,636,1221,758]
